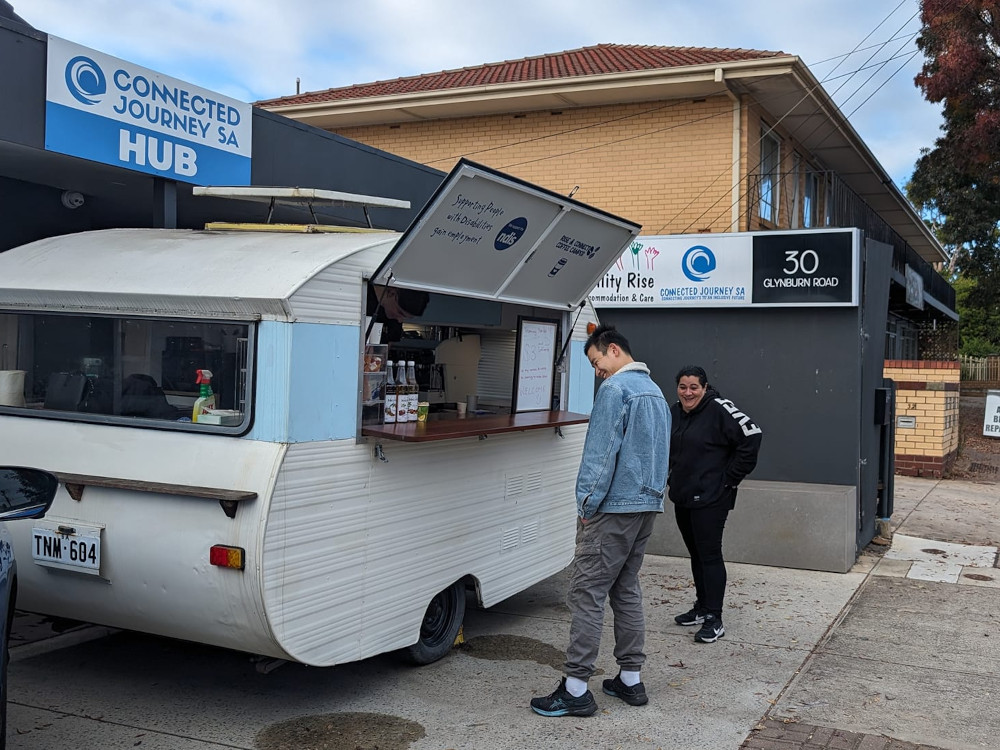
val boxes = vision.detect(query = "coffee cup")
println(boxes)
[456,402,467,418]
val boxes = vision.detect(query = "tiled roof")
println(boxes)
[257,43,786,107]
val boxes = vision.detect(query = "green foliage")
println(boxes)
[960,336,998,356]
[912,1,1000,352]
[952,276,1000,354]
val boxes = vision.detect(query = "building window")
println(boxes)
[885,315,919,361]
[803,170,819,228]
[758,127,780,224]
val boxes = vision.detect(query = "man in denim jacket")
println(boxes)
[531,324,670,717]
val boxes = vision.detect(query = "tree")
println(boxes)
[910,0,1000,354]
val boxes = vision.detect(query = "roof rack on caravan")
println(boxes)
[192,185,410,228]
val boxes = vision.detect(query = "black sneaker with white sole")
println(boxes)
[694,614,725,643]
[602,673,649,706]
[530,678,598,717]
[674,604,707,626]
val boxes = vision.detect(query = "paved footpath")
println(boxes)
[744,719,945,749]
[739,475,1000,750]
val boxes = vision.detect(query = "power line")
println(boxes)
[689,0,971,239]
[677,5,927,236]
[425,10,918,172]
[403,6,928,237]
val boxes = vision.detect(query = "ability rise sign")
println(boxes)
[589,229,859,308]
[45,36,251,185]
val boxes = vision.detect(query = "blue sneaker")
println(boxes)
[530,678,598,717]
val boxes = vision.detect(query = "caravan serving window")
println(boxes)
[0,312,252,432]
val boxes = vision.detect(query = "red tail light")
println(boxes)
[210,545,245,570]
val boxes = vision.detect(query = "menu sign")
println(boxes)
[512,317,559,413]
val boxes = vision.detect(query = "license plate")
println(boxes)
[32,527,101,573]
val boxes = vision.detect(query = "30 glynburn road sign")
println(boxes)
[45,36,252,185]
[589,228,859,308]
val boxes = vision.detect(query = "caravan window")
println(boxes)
[0,312,252,432]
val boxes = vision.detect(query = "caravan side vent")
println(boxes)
[520,519,539,546]
[505,474,524,499]
[525,472,543,494]
[501,527,520,553]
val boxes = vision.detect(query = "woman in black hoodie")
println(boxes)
[668,365,762,644]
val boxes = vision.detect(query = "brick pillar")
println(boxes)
[883,360,960,478]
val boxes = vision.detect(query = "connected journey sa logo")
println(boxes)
[65,55,106,105]
[681,244,716,282]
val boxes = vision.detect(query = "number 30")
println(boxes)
[783,250,819,275]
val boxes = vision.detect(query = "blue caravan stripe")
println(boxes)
[248,321,360,443]
[247,321,292,442]
[567,340,595,415]
[288,323,359,442]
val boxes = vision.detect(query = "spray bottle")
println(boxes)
[191,369,216,423]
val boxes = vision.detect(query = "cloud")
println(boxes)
[18,0,941,185]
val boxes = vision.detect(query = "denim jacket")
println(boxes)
[576,362,671,519]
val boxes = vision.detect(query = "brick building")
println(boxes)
[260,44,959,478]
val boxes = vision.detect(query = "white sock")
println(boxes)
[620,670,641,687]
[564,676,588,697]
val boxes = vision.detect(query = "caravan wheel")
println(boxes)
[403,580,466,665]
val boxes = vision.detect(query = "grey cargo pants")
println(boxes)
[564,510,657,681]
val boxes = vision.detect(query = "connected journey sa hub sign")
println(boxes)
[45,36,251,185]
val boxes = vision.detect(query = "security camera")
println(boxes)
[61,191,85,209]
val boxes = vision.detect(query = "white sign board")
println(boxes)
[45,36,252,185]
[984,390,1000,438]
[512,318,558,413]
[591,234,751,306]
[589,228,858,308]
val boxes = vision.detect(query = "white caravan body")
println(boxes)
[0,162,638,666]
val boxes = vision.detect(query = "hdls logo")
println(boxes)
[65,55,106,105]
[681,244,716,282]
[494,217,527,251]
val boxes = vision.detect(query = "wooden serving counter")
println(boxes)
[362,410,590,443]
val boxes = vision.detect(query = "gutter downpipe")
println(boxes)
[716,68,742,232]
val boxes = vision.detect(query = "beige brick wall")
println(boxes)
[883,360,960,461]
[335,97,743,235]
[334,94,819,236]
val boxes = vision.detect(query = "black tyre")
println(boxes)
[402,580,466,665]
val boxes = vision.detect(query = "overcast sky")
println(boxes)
[17,0,941,189]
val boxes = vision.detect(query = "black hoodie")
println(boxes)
[667,387,762,509]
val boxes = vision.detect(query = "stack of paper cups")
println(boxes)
[0,370,25,407]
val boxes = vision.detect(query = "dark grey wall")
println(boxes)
[0,21,45,147]
[858,240,893,547]
[602,236,896,555]
[598,305,863,486]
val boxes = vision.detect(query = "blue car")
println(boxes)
[0,468,57,750]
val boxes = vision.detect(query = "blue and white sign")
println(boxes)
[590,229,859,308]
[45,36,251,185]
[591,234,752,307]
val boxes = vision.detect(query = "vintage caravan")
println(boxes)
[0,161,639,666]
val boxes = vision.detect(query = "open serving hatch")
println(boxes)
[373,159,641,310]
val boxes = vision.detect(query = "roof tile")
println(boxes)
[257,43,785,106]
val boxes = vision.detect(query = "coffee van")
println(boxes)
[0,160,639,666]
